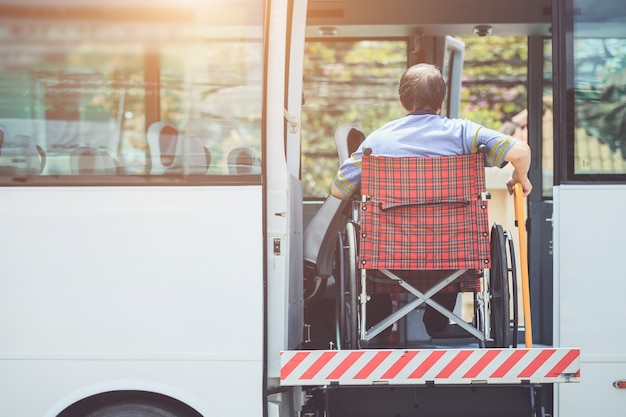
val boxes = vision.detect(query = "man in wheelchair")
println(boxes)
[331,63,532,343]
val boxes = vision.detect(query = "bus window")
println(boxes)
[0,5,263,182]
[301,40,407,199]
[570,0,626,178]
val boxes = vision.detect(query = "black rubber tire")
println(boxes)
[336,221,359,349]
[490,223,511,348]
[506,231,519,348]
[85,401,189,417]
[335,229,347,349]
[345,222,359,348]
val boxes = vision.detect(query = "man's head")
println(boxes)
[398,63,446,113]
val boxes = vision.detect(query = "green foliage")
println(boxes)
[301,37,528,198]
[302,40,407,197]
[458,36,527,126]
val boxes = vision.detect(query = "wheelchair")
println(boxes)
[334,146,519,349]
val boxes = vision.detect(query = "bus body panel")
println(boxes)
[554,184,626,416]
[1,358,262,417]
[0,186,264,415]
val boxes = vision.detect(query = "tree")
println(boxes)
[458,36,527,130]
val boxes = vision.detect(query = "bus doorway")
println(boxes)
[300,34,552,346]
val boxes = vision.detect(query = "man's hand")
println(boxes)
[506,175,532,196]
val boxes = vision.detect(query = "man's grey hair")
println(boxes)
[398,63,447,112]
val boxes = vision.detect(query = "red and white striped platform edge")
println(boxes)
[280,348,580,386]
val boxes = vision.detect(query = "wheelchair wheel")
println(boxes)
[490,223,511,348]
[336,221,359,349]
[506,231,519,348]
[335,230,347,349]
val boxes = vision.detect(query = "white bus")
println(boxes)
[0,0,623,416]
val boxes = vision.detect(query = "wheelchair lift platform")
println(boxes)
[280,347,580,386]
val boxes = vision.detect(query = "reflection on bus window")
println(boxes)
[573,0,626,175]
[301,40,407,198]
[0,21,262,181]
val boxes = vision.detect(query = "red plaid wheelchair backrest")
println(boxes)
[358,150,491,271]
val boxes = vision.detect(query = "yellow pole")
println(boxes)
[514,183,533,348]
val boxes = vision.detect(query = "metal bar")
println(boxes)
[363,269,484,342]
[514,183,533,348]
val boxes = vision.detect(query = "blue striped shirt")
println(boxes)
[332,113,517,198]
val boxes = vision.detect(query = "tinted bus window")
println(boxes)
[0,4,263,182]
[570,0,626,177]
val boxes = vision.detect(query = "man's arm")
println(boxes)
[331,182,351,200]
[503,140,532,196]
[331,154,362,200]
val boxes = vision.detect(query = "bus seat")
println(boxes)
[70,147,118,175]
[227,147,261,174]
[0,128,46,175]
[335,123,366,167]
[147,122,211,175]
[147,121,178,174]
[173,134,211,174]
[303,123,365,298]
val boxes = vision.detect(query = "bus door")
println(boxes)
[265,0,307,386]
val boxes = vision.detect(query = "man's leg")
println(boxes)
[423,292,457,336]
